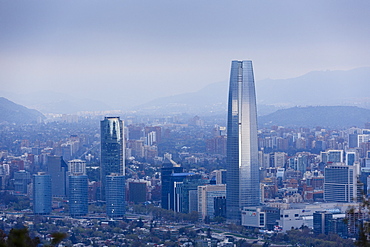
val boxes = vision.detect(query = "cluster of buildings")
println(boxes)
[1,60,370,243]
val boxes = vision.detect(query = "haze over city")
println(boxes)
[3,1,370,246]
[1,1,370,111]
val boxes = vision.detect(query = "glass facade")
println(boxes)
[33,173,52,214]
[324,164,357,202]
[226,60,260,223]
[100,117,125,200]
[106,174,125,218]
[69,175,88,217]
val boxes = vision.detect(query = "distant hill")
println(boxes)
[133,81,281,116]
[0,90,113,114]
[256,67,370,108]
[134,67,370,116]
[0,97,45,124]
[258,106,370,128]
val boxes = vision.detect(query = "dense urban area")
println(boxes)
[0,111,369,246]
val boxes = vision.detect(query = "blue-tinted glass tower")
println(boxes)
[69,175,88,217]
[106,174,125,218]
[100,117,125,200]
[33,173,52,214]
[226,60,260,223]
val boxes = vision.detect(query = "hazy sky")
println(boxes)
[1,1,370,108]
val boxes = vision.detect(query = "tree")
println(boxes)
[6,228,40,247]
[0,228,66,247]
[346,193,370,246]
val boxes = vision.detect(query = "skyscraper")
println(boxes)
[46,155,68,197]
[68,159,88,217]
[33,172,52,214]
[69,174,88,217]
[226,60,260,223]
[106,173,125,218]
[100,117,125,200]
[324,163,359,202]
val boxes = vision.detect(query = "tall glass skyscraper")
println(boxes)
[68,159,88,217]
[69,175,88,217]
[106,173,126,218]
[100,117,125,200]
[226,60,260,223]
[33,172,52,215]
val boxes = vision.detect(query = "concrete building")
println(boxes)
[198,184,226,220]
[324,163,359,202]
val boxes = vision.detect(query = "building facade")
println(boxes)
[69,174,88,217]
[46,155,68,197]
[14,170,31,194]
[33,172,52,214]
[106,173,126,218]
[100,117,125,200]
[198,184,226,220]
[226,60,260,223]
[324,163,358,202]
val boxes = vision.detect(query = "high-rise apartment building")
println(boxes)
[226,60,260,223]
[33,172,52,214]
[100,117,125,200]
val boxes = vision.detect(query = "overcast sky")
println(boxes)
[1,0,370,109]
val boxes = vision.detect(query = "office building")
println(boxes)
[198,184,226,220]
[161,157,183,210]
[348,134,358,148]
[106,173,125,218]
[68,159,86,175]
[324,163,359,202]
[128,181,147,203]
[214,169,227,185]
[100,117,125,200]
[328,150,344,163]
[313,211,333,235]
[46,155,68,197]
[173,174,208,214]
[33,172,52,214]
[226,60,260,223]
[69,174,88,217]
[14,170,31,194]
[214,196,226,218]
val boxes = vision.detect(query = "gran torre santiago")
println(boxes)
[226,60,260,223]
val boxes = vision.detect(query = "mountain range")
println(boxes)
[1,67,370,115]
[1,96,369,128]
[134,67,370,116]
[258,106,370,128]
[0,97,45,124]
